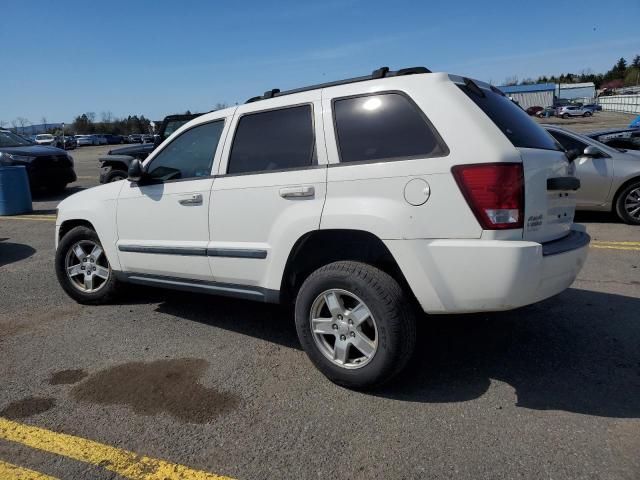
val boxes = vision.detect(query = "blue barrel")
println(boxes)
[0,166,33,215]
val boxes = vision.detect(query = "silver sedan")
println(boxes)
[545,126,640,224]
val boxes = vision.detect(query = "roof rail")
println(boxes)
[245,66,431,103]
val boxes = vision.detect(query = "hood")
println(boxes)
[0,144,67,158]
[109,144,155,156]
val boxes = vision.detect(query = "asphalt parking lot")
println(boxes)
[1,135,639,479]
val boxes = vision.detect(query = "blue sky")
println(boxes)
[2,0,639,124]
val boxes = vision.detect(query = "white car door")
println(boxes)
[208,91,327,295]
[116,115,231,281]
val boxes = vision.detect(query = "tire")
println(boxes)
[104,169,127,183]
[562,113,569,119]
[295,261,417,389]
[583,111,592,117]
[615,180,640,225]
[55,226,120,304]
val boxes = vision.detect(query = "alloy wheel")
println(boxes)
[309,289,378,369]
[65,240,110,293]
[625,187,640,220]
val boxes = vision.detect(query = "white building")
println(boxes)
[556,82,596,101]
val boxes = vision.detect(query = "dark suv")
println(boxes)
[0,130,76,192]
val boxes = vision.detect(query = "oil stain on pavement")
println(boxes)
[70,358,239,424]
[0,397,56,419]
[49,369,88,385]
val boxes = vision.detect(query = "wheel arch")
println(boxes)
[58,219,97,242]
[279,229,416,305]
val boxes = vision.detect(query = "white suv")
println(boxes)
[55,67,589,388]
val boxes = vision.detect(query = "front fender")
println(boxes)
[56,182,124,271]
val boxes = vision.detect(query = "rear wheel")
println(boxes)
[583,111,592,117]
[295,261,417,389]
[55,226,120,304]
[615,181,640,225]
[562,113,569,119]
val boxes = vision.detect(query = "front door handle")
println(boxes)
[178,194,203,206]
[279,185,315,199]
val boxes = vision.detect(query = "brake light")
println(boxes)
[452,163,524,230]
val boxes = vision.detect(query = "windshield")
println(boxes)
[0,131,34,147]
[36,134,53,140]
[458,80,561,151]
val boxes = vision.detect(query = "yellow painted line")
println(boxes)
[0,417,234,480]
[592,241,640,246]
[0,459,58,480]
[591,245,640,251]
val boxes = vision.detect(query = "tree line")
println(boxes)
[504,54,640,89]
[2,105,229,136]
[70,111,153,136]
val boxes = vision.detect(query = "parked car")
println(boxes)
[99,113,202,183]
[141,134,155,144]
[545,126,640,224]
[582,104,602,112]
[75,135,98,146]
[54,135,77,150]
[34,134,56,146]
[0,130,76,192]
[55,67,589,389]
[556,105,592,118]
[94,134,108,145]
[525,106,544,116]
[536,107,556,118]
[101,134,125,145]
[128,134,143,143]
[586,128,640,151]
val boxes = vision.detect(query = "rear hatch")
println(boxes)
[456,78,575,243]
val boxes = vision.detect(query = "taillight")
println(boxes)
[452,163,524,230]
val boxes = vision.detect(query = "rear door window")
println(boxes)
[227,105,315,175]
[459,82,561,151]
[333,93,447,163]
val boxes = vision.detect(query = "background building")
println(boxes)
[556,82,596,101]
[497,83,555,109]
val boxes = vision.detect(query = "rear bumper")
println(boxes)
[385,228,590,314]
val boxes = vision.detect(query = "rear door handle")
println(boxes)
[279,185,315,199]
[178,194,203,205]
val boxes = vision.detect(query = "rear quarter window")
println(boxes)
[333,92,448,163]
[459,83,561,151]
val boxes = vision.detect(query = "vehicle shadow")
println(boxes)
[137,286,640,418]
[31,186,86,202]
[574,211,620,224]
[382,288,640,418]
[0,238,36,267]
[146,288,301,350]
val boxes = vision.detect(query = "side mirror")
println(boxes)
[127,158,144,182]
[583,145,604,158]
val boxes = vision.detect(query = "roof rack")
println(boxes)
[245,66,431,103]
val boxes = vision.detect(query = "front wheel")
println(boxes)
[295,261,417,389]
[104,169,127,183]
[562,113,569,119]
[55,226,120,304]
[615,181,640,225]
[583,111,592,117]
